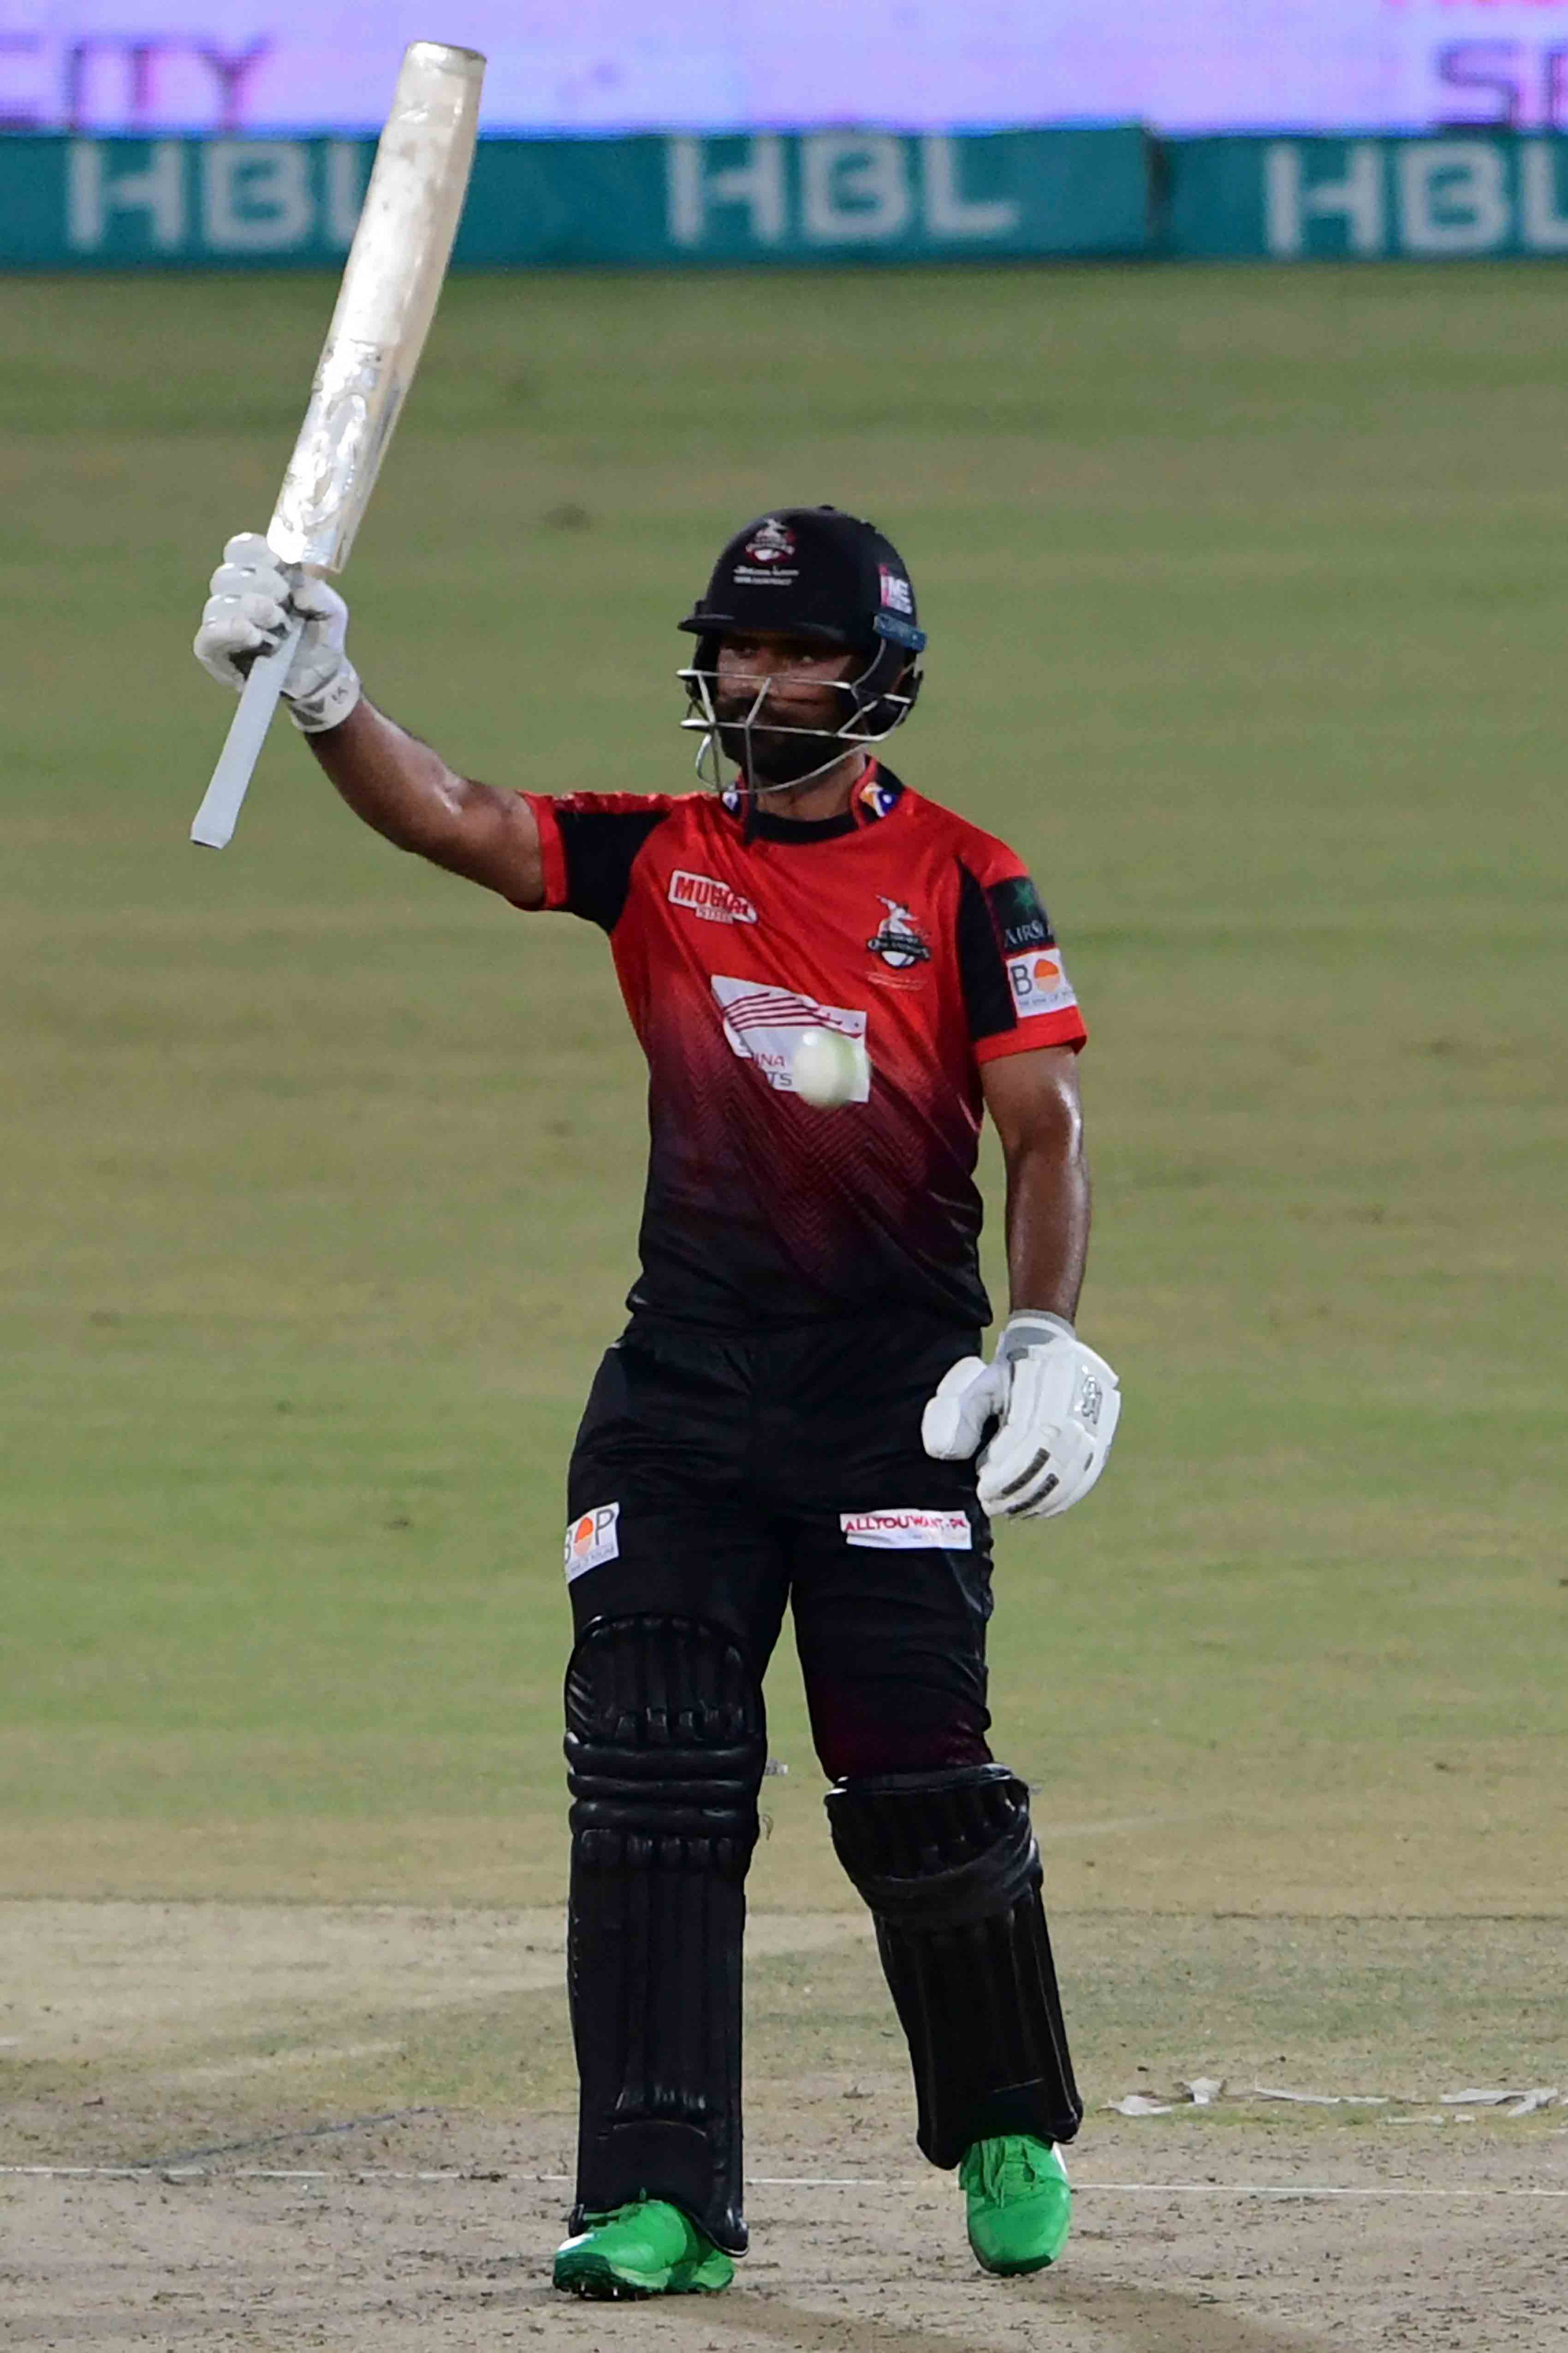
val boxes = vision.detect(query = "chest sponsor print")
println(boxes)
[841,1507,973,1552]
[1007,947,1078,1018]
[711,975,870,1099]
[669,869,758,925]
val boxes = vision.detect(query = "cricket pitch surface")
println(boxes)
[5,1903,1565,2352]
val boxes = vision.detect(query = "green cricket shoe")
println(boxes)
[552,2198,735,2299]
[959,2133,1072,2277]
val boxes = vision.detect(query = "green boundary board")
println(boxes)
[1163,133,1568,261]
[0,127,1151,268]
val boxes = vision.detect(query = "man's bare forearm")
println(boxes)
[304,697,544,903]
[1004,1135,1090,1325]
[305,698,471,851]
[982,1046,1091,1326]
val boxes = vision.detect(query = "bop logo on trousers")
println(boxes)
[565,1503,621,1580]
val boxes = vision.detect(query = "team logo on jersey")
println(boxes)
[744,518,796,566]
[711,975,870,1099]
[564,1502,620,1581]
[669,870,758,924]
[1007,948,1078,1017]
[866,895,931,970]
[841,1508,973,1552]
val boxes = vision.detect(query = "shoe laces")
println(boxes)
[972,2135,1050,2203]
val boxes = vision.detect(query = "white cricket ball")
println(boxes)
[790,1026,868,1110]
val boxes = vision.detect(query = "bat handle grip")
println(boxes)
[190,616,306,850]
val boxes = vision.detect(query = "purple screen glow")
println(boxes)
[6,2,1568,136]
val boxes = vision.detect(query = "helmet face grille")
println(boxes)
[679,640,921,796]
[677,508,925,792]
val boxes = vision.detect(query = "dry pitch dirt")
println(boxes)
[4,1904,1566,2353]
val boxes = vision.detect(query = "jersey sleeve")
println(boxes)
[520,792,672,931]
[955,854,1087,1061]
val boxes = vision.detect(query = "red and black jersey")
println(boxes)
[522,766,1086,1332]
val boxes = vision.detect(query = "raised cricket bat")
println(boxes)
[191,40,485,851]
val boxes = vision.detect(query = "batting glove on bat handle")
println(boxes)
[921,1312,1122,1522]
[193,531,362,733]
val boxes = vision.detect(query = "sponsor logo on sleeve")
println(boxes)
[986,873,1053,955]
[564,1502,620,1581]
[840,1507,973,1551]
[711,975,870,1098]
[1007,949,1078,1017]
[669,870,758,924]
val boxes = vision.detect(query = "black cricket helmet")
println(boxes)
[678,505,926,792]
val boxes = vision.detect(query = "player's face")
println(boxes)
[714,633,856,721]
[713,631,860,785]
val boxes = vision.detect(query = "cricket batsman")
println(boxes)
[195,504,1122,2297]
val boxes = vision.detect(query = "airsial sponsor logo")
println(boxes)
[987,871,1052,956]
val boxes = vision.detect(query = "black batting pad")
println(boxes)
[564,1614,766,2252]
[826,1763,1083,2167]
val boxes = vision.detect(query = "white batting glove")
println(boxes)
[922,1312,1121,1521]
[193,531,362,733]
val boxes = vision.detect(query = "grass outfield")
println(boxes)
[0,262,1564,1935]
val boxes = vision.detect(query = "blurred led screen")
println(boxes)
[7,2,1568,135]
